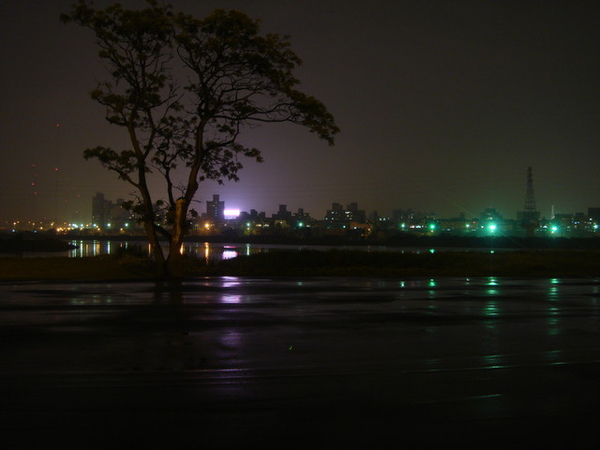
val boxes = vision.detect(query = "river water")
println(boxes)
[57,239,453,260]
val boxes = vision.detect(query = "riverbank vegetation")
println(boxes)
[1,249,600,281]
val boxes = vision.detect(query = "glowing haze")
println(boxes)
[223,209,241,219]
[1,0,599,224]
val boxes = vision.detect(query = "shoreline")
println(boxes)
[66,233,600,248]
[5,233,600,254]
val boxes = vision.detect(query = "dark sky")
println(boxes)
[1,0,599,223]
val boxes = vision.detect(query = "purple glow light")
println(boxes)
[224,209,240,219]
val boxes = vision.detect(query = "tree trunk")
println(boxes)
[165,197,188,279]
[143,220,167,278]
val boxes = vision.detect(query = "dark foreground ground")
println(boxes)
[1,276,600,448]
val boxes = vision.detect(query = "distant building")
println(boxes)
[346,202,366,223]
[324,202,349,228]
[588,207,600,222]
[91,192,131,230]
[293,208,312,228]
[324,202,367,230]
[480,207,503,222]
[272,204,292,222]
[205,194,225,222]
[91,192,107,225]
[239,209,267,223]
[391,208,426,223]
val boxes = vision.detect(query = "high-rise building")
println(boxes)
[273,204,292,221]
[205,194,225,222]
[324,202,366,228]
[346,202,366,223]
[91,192,130,229]
[588,207,600,222]
[92,192,106,226]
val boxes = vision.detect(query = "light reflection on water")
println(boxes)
[16,239,509,261]
[481,354,505,369]
[65,240,262,261]
[59,240,475,262]
[6,276,600,374]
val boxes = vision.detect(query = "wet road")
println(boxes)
[1,276,600,448]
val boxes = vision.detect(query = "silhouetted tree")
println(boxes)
[61,0,339,278]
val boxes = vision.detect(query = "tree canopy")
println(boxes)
[61,0,339,278]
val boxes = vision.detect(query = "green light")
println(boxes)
[488,223,497,232]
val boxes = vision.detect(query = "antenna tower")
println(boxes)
[522,166,539,237]
[524,166,536,214]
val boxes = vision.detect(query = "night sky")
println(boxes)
[1,1,599,224]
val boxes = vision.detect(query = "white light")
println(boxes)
[224,209,240,218]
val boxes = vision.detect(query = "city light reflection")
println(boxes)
[66,240,251,261]
[222,249,238,259]
[546,279,562,335]
[221,294,242,304]
[483,301,499,316]
[481,354,506,369]
[427,278,437,302]
[204,242,210,262]
[483,278,500,315]
[544,349,566,365]
[221,277,241,288]
[548,278,560,300]
[485,277,500,296]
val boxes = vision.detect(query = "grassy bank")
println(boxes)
[0,254,157,281]
[204,249,600,278]
[1,249,600,281]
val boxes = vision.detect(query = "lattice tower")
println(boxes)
[524,166,536,214]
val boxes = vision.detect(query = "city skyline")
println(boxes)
[6,181,600,229]
[4,165,592,225]
[2,1,600,223]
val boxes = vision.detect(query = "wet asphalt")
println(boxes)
[1,276,600,448]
